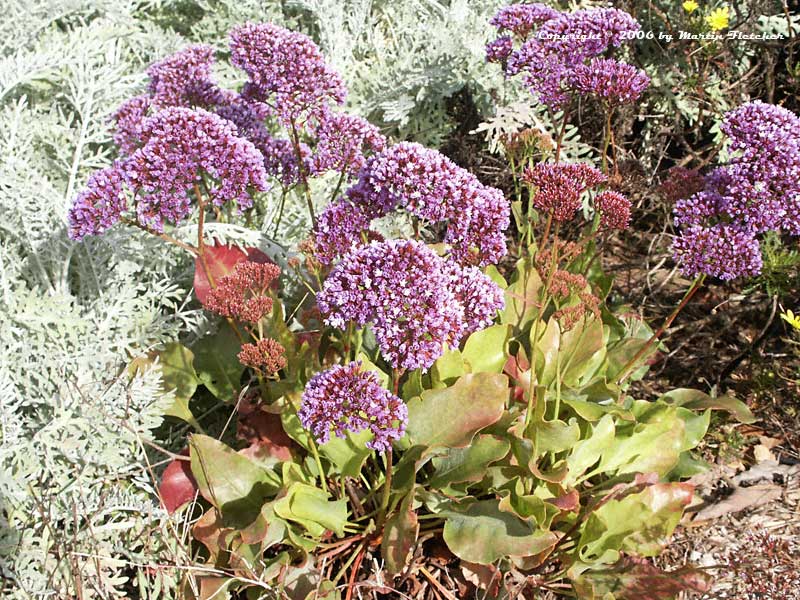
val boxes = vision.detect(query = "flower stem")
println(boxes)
[120,217,198,255]
[616,274,706,384]
[289,119,317,228]
[310,437,329,493]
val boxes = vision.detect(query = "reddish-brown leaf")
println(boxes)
[574,557,712,599]
[237,398,297,464]
[193,243,273,304]
[159,450,198,514]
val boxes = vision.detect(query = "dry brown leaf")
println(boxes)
[693,484,783,522]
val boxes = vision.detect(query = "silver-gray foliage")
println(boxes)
[0,0,509,597]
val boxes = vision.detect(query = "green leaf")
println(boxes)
[577,483,694,564]
[659,388,755,424]
[442,499,558,564]
[498,479,560,529]
[406,373,508,449]
[159,343,200,401]
[462,324,511,374]
[565,414,615,486]
[559,317,606,386]
[597,409,685,478]
[573,558,712,599]
[501,260,543,328]
[319,429,373,478]
[274,483,348,538]
[430,347,465,387]
[193,325,244,402]
[531,319,560,388]
[429,435,510,488]
[189,434,280,529]
[530,418,581,455]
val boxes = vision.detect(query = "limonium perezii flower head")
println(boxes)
[310,112,386,177]
[317,240,504,371]
[569,58,650,106]
[147,44,217,108]
[595,190,632,230]
[312,142,509,267]
[112,95,151,156]
[125,107,268,231]
[491,6,641,108]
[298,361,407,451]
[311,198,376,265]
[68,165,127,240]
[523,162,607,222]
[672,224,763,281]
[672,101,800,279]
[485,36,514,64]
[229,22,346,126]
[489,3,558,37]
[203,261,281,323]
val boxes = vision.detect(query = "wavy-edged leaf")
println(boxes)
[406,373,508,449]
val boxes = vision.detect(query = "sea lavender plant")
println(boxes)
[672,101,800,280]
[312,142,510,267]
[317,239,504,371]
[569,58,650,106]
[229,22,347,127]
[490,6,642,108]
[309,112,386,178]
[298,361,407,451]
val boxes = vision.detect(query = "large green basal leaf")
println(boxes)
[442,499,558,564]
[274,482,348,538]
[596,409,685,477]
[406,373,508,449]
[658,388,755,424]
[565,414,615,486]
[189,434,280,529]
[193,325,244,403]
[577,483,694,564]
[319,429,373,478]
[462,324,511,374]
[428,434,510,488]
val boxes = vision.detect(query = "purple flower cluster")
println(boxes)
[569,58,650,106]
[672,224,763,280]
[112,95,151,156]
[147,45,217,108]
[317,240,504,371]
[72,22,393,239]
[298,361,407,451]
[487,5,644,108]
[485,36,514,63]
[312,199,375,265]
[312,142,509,267]
[69,106,269,238]
[230,22,346,126]
[125,107,268,231]
[68,165,127,240]
[310,113,386,178]
[490,3,558,37]
[523,162,607,222]
[672,102,800,280]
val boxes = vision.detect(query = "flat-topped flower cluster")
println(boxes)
[486,4,649,108]
[672,101,800,280]
[69,26,385,239]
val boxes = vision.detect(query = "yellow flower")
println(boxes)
[705,6,730,31]
[683,0,699,13]
[781,309,800,331]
